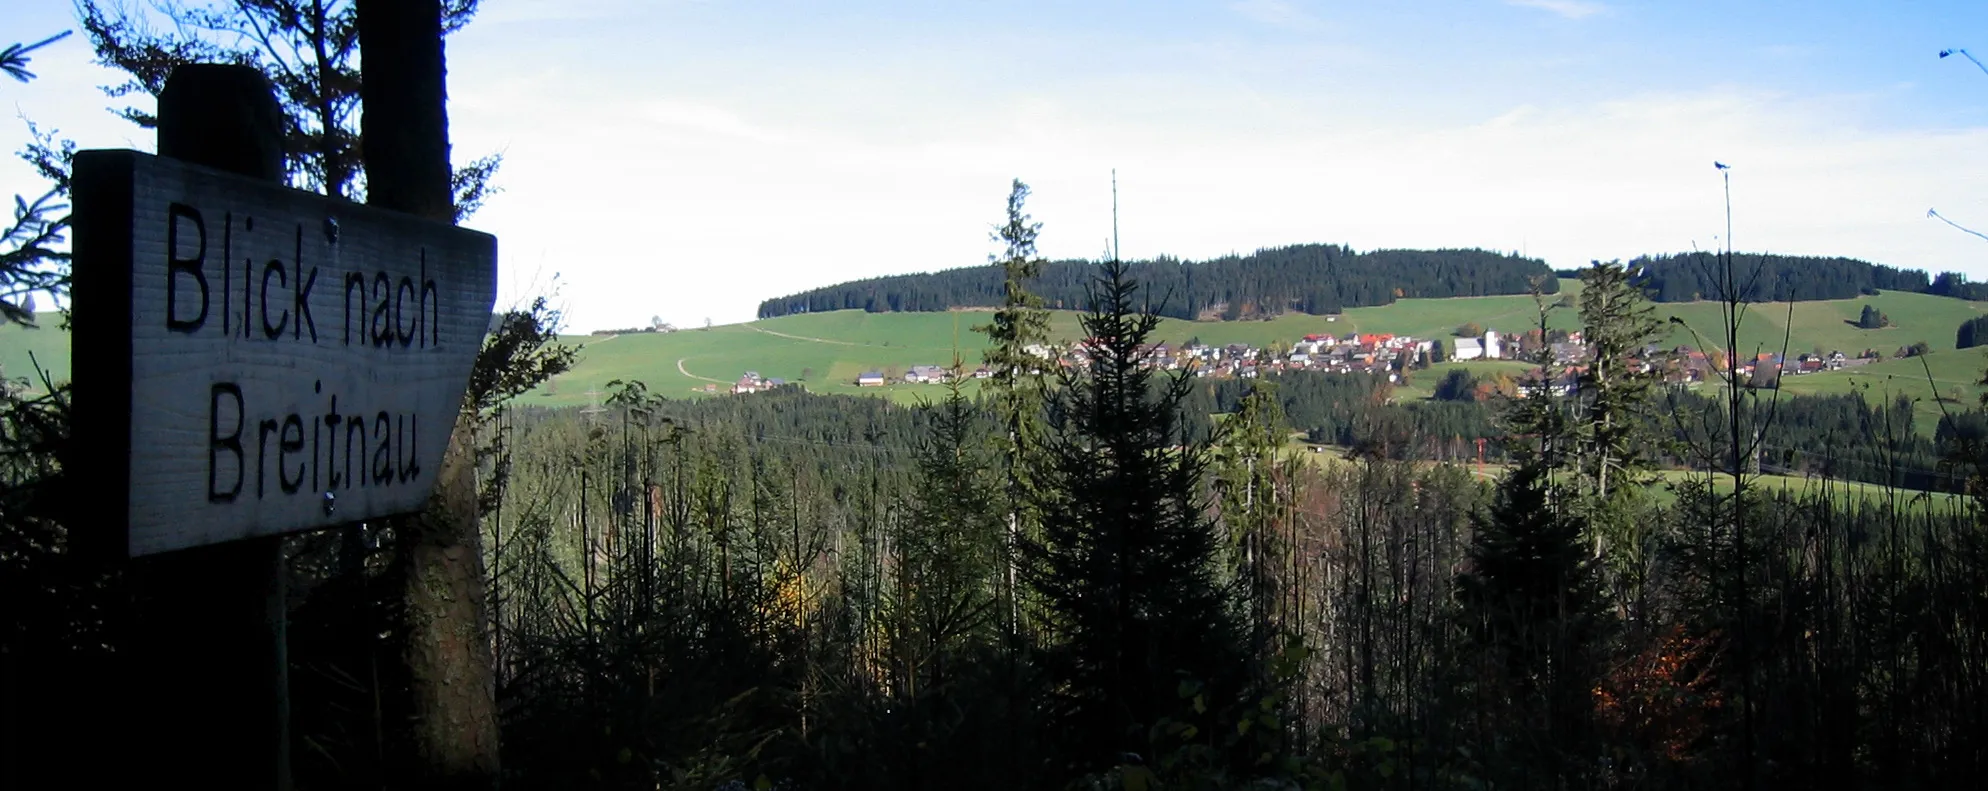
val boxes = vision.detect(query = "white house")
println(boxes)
[1454,337,1484,361]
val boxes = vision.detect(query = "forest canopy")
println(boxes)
[1628,252,1988,303]
[757,243,1558,320]
[763,245,1988,321]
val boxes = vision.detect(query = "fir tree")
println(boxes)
[1455,460,1609,787]
[1576,262,1664,494]
[1505,277,1575,473]
[878,362,1005,788]
[892,363,1001,700]
[1,34,71,326]
[973,179,1053,636]
[1212,382,1286,645]
[1024,256,1249,778]
[1573,261,1664,586]
[1858,304,1889,329]
[1959,315,1988,350]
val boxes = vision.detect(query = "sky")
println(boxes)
[6,0,1988,331]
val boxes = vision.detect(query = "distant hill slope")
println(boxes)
[534,283,1988,409]
[1629,252,1988,303]
[0,315,68,392]
[757,244,1558,321]
[11,290,1988,423]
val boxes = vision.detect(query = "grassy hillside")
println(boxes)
[537,320,995,407]
[10,285,1988,419]
[1393,360,1535,400]
[1652,289,1988,359]
[0,315,70,392]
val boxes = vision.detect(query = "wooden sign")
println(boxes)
[72,149,497,557]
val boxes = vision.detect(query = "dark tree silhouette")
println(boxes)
[1958,316,1988,349]
[77,0,501,218]
[1456,461,1609,786]
[1024,256,1251,779]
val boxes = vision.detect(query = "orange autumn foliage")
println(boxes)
[1594,625,1724,764]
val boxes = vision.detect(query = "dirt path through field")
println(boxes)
[744,324,870,346]
[676,358,728,384]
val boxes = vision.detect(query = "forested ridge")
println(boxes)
[1628,252,1988,303]
[757,244,1559,320]
[766,247,1988,322]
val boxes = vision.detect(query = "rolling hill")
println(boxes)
[8,283,1988,422]
[534,282,1988,416]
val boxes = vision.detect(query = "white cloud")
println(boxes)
[641,100,790,144]
[1505,0,1608,20]
[452,74,1988,333]
[1229,0,1328,33]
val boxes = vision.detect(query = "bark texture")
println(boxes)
[359,0,500,785]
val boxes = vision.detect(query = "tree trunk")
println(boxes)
[358,1,501,786]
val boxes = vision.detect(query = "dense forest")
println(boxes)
[1957,315,1988,349]
[16,234,1988,788]
[1177,367,1982,493]
[11,10,1988,782]
[762,248,1988,323]
[756,244,1558,320]
[1628,252,1988,303]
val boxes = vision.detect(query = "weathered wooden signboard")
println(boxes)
[73,149,496,557]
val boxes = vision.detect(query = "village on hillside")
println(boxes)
[700,324,1887,397]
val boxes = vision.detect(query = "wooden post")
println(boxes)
[359,0,502,786]
[128,63,291,790]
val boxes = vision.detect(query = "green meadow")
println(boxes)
[536,321,992,407]
[1650,288,1988,359]
[0,315,70,392]
[8,283,1988,419]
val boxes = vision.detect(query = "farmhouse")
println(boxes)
[904,365,949,383]
[856,371,885,387]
